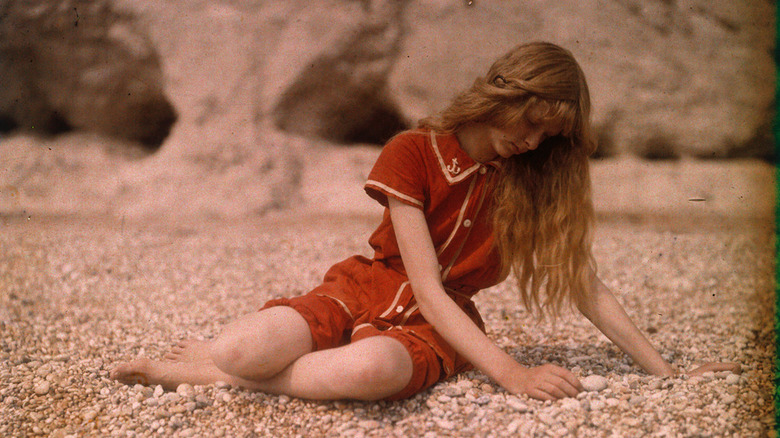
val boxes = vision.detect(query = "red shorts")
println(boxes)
[261,291,479,400]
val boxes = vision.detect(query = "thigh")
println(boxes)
[215,306,314,372]
[284,335,415,401]
[261,293,353,351]
[353,326,444,400]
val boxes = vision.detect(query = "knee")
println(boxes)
[345,344,412,399]
[210,335,275,379]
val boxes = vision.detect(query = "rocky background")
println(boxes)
[0,0,775,219]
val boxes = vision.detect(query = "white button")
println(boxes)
[479,166,487,175]
[396,306,404,313]
[463,219,472,228]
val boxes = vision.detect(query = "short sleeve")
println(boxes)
[364,132,427,209]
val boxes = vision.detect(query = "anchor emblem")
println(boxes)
[446,158,461,175]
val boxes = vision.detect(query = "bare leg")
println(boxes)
[113,306,311,387]
[111,336,414,400]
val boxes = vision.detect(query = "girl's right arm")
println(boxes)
[388,197,583,400]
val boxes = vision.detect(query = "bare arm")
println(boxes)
[578,269,740,376]
[388,198,583,400]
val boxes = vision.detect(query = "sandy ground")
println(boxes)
[0,209,775,437]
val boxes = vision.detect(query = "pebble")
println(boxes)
[3,214,772,438]
[33,381,50,395]
[506,397,530,413]
[474,395,491,405]
[560,397,580,410]
[153,385,164,398]
[176,383,196,399]
[444,386,463,397]
[83,410,98,422]
[581,375,608,392]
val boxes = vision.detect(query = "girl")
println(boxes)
[111,42,739,401]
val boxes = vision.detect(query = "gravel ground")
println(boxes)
[0,213,775,437]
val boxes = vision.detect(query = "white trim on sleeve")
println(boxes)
[365,180,424,208]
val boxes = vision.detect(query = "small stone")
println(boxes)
[184,401,197,412]
[33,381,50,395]
[153,385,164,398]
[358,420,380,430]
[195,395,211,407]
[648,380,663,390]
[83,410,98,422]
[560,397,580,410]
[629,395,646,406]
[176,383,195,399]
[702,371,715,381]
[215,381,231,389]
[725,374,740,385]
[162,393,181,404]
[480,383,495,393]
[436,419,456,430]
[278,395,290,404]
[474,395,491,405]
[444,386,463,397]
[506,397,529,413]
[507,419,523,434]
[722,394,736,404]
[581,375,608,392]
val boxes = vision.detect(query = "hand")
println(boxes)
[501,363,583,401]
[688,362,741,376]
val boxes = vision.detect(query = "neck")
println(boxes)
[455,123,496,163]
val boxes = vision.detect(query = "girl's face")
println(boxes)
[486,104,563,160]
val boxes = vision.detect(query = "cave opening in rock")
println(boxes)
[338,100,409,146]
[272,62,410,147]
[274,90,409,146]
[0,1,177,153]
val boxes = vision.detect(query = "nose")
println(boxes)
[525,129,545,150]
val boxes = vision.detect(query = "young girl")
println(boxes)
[111,42,739,401]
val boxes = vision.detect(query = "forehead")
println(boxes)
[526,101,575,136]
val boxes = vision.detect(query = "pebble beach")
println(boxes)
[0,212,775,437]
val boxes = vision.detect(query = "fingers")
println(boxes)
[527,365,582,400]
[549,365,584,392]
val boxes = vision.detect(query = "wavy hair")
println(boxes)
[420,42,597,318]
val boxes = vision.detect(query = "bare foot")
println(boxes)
[164,339,214,363]
[110,357,154,386]
[110,356,240,391]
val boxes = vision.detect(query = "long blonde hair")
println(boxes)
[420,42,597,318]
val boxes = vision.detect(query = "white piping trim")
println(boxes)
[316,294,354,320]
[378,281,409,318]
[399,303,419,326]
[430,131,479,184]
[437,176,478,257]
[352,323,374,335]
[365,180,424,207]
[441,171,494,282]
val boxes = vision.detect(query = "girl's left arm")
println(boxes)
[577,269,741,377]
